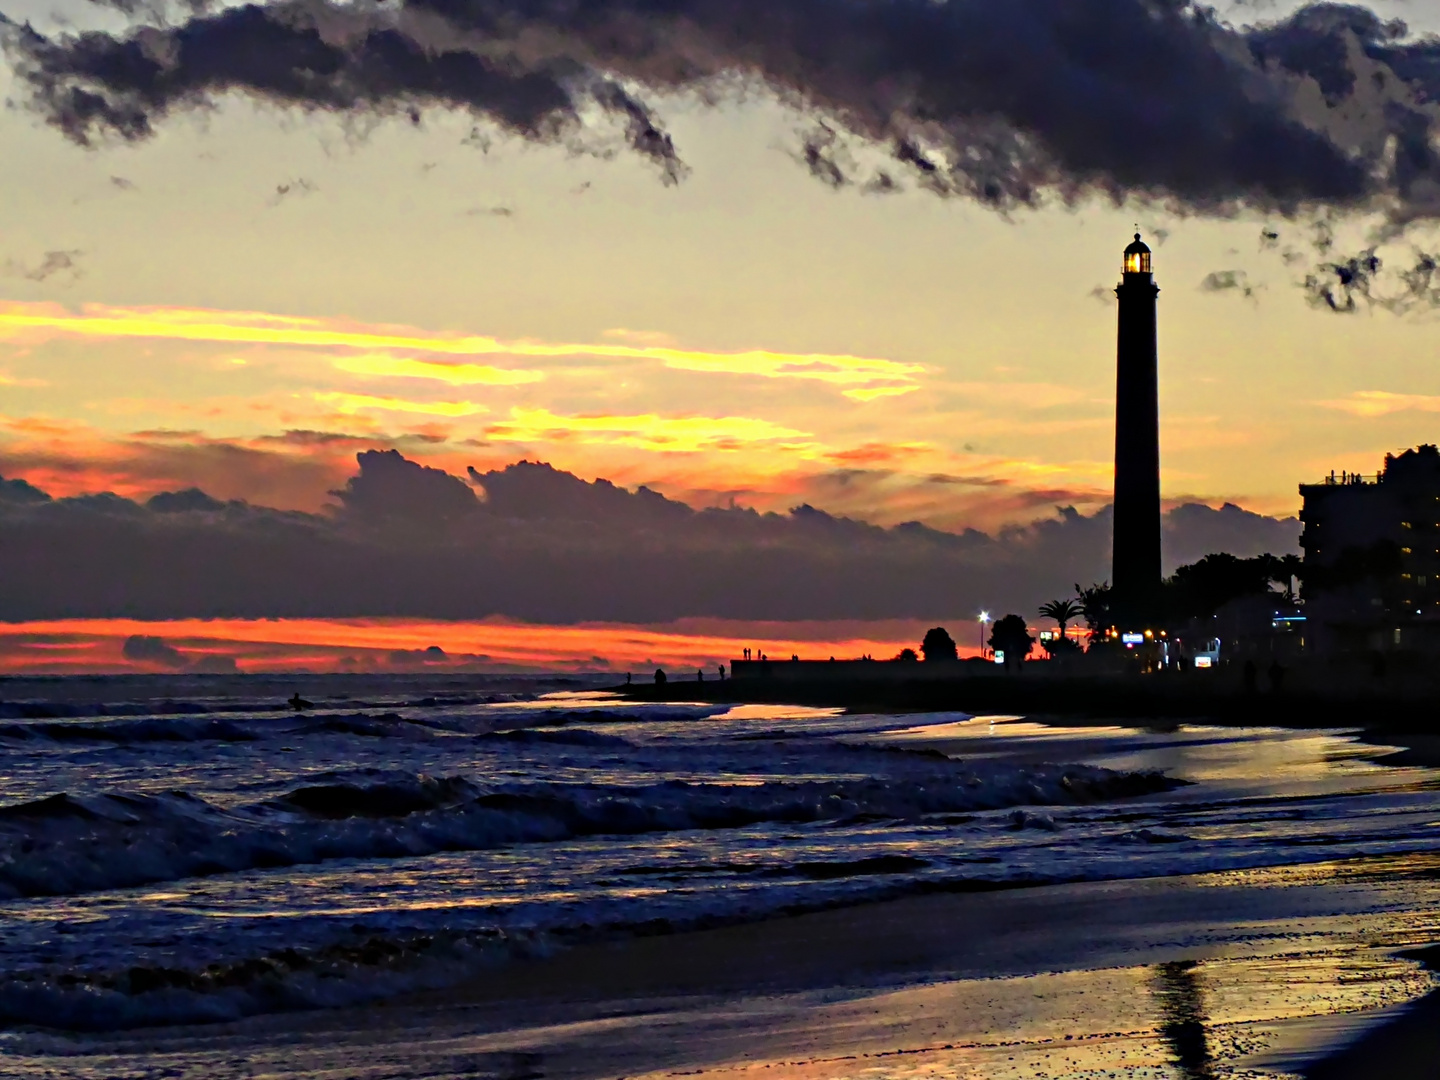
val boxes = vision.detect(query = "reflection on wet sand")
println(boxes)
[10,857,1438,1080]
[1153,960,1214,1079]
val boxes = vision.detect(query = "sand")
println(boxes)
[9,856,1438,1080]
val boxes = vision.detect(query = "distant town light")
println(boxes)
[978,611,991,623]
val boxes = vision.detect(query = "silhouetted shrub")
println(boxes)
[921,627,958,661]
[988,615,1034,671]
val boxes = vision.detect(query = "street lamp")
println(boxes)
[978,611,990,660]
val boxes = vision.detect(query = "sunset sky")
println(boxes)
[1,0,1436,532]
[2,0,1439,669]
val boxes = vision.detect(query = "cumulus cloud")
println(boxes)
[3,0,1439,221]
[0,454,1297,622]
[121,633,187,667]
[331,448,479,521]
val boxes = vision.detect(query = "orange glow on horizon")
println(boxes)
[0,617,979,675]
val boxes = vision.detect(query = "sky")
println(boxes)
[0,0,1438,669]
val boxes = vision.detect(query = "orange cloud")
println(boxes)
[1313,391,1440,417]
[0,411,1108,533]
[484,408,818,453]
[332,354,544,386]
[314,392,488,417]
[826,442,932,466]
[0,371,47,388]
[0,301,922,395]
[843,385,920,402]
[0,414,362,506]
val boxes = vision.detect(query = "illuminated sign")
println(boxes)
[1193,656,1214,668]
[1121,633,1145,645]
[993,650,1006,664]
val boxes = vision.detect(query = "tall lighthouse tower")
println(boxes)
[1112,233,1162,618]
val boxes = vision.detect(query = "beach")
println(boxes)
[1,678,1438,1078]
[6,855,1439,1078]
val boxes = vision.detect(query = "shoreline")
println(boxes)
[623,673,1440,734]
[16,857,1438,1079]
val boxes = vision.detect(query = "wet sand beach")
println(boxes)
[7,855,1438,1079]
[3,694,1438,1080]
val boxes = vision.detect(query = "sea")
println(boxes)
[0,673,1438,1036]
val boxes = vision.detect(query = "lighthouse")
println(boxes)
[1112,233,1161,619]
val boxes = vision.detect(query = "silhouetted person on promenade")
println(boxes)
[718,664,726,680]
[654,668,667,686]
[625,672,632,685]
[697,668,703,682]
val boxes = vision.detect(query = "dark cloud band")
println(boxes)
[0,451,1297,622]
[4,0,1439,216]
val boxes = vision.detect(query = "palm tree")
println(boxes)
[1039,598,1084,639]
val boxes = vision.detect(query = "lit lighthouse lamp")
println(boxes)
[1123,234,1152,276]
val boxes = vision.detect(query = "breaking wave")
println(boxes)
[0,763,1182,899]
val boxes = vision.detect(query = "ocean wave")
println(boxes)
[0,763,1182,899]
[0,701,211,721]
[0,711,454,745]
[0,926,526,1031]
[0,715,256,743]
[485,727,632,747]
[0,705,675,746]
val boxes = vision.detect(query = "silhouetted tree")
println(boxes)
[654,668,667,685]
[988,614,1034,671]
[921,626,958,661]
[894,647,919,662]
[1075,583,1113,646]
[1163,553,1279,619]
[1039,598,1083,636]
[1038,598,1083,653]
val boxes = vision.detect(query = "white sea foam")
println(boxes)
[0,679,1437,1034]
[0,753,1177,899]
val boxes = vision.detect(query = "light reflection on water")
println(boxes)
[873,716,1440,802]
[2,685,1440,1070]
